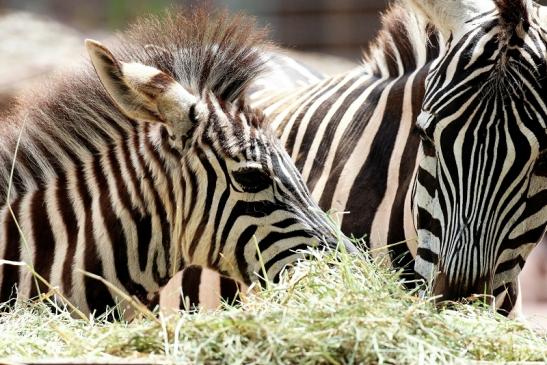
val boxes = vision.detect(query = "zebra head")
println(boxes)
[410,0,547,309]
[85,32,356,287]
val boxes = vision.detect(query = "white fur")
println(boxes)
[406,0,496,37]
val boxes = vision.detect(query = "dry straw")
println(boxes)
[1,248,546,364]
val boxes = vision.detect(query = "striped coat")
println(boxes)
[255,4,442,273]
[0,10,356,316]
[259,0,547,313]
[171,1,547,316]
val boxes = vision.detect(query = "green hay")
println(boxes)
[0,250,546,364]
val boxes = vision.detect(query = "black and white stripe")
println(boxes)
[254,4,443,274]
[251,0,546,315]
[411,0,547,313]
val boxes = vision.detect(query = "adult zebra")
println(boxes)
[409,0,546,308]
[260,0,547,314]
[255,3,442,275]
[0,10,357,316]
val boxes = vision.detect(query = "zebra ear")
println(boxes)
[406,0,494,37]
[85,39,196,136]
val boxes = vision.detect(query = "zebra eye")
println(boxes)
[233,167,271,193]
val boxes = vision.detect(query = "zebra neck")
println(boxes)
[0,104,184,311]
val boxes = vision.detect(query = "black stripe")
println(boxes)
[80,163,116,315]
[133,129,172,277]
[387,64,432,273]
[29,190,55,298]
[342,74,410,237]
[219,275,241,305]
[263,243,309,281]
[181,265,202,311]
[317,79,389,219]
[235,225,258,284]
[416,247,439,264]
[209,153,231,268]
[0,199,21,304]
[306,77,377,192]
[188,146,217,260]
[92,156,148,304]
[57,172,79,298]
[257,230,311,255]
[293,74,360,174]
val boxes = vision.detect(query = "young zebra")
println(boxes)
[186,0,546,316]
[0,10,356,316]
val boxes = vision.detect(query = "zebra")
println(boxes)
[159,2,546,316]
[0,9,357,316]
[255,3,443,277]
[259,0,547,315]
[409,0,546,311]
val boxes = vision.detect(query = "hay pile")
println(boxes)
[0,250,546,364]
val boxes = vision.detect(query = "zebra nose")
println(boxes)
[432,271,493,303]
[341,236,359,254]
[320,231,359,254]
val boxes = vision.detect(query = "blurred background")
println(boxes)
[0,0,546,326]
[0,0,390,59]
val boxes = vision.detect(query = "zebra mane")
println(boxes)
[495,0,530,33]
[361,3,442,78]
[114,8,270,103]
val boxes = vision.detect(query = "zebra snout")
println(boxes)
[340,236,359,254]
[432,271,494,305]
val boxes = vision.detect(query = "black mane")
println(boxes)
[115,8,270,102]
